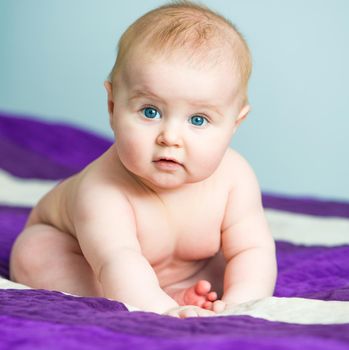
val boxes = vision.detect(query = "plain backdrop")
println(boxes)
[0,0,348,201]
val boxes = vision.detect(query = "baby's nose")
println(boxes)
[156,122,183,147]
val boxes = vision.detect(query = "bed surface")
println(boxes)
[1,111,349,349]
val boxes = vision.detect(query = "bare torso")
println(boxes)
[26,145,234,289]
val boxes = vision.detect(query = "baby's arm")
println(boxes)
[220,156,277,306]
[74,185,178,314]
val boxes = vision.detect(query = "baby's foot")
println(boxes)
[177,280,218,310]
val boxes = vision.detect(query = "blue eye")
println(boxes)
[190,115,207,127]
[142,107,160,119]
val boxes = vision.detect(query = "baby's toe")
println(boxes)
[207,291,217,301]
[195,280,212,296]
[203,301,213,310]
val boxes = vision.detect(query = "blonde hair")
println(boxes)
[108,1,252,97]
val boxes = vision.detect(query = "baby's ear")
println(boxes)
[235,104,250,126]
[104,81,115,127]
[232,104,250,134]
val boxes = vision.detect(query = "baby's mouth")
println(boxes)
[159,159,177,164]
[153,158,183,169]
[154,157,182,165]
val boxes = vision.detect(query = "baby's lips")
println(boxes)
[154,157,182,165]
[153,158,184,171]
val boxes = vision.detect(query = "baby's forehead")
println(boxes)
[123,46,233,83]
[125,40,240,79]
[118,49,244,112]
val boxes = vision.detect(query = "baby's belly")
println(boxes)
[138,226,222,288]
[153,251,225,297]
[153,256,209,288]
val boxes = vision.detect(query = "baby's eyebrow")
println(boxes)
[129,88,223,117]
[191,102,223,118]
[129,89,163,102]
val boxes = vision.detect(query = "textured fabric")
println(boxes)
[1,111,349,349]
[1,290,349,350]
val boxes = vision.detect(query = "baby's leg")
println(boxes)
[10,224,102,297]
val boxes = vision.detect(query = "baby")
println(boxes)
[10,1,277,318]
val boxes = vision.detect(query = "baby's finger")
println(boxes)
[181,306,215,318]
[165,306,215,318]
[179,308,199,318]
[212,300,227,313]
[195,307,215,317]
[166,309,181,318]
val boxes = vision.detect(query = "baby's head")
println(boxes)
[108,1,252,107]
[105,1,253,191]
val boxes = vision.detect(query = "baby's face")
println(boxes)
[108,50,248,192]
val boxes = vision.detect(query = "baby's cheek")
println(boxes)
[195,151,224,180]
[116,134,145,171]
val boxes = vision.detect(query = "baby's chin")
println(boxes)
[121,161,209,193]
[142,174,187,192]
[141,173,217,195]
[131,170,203,194]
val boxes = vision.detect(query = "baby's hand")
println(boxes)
[164,305,215,318]
[210,300,238,314]
[209,300,228,313]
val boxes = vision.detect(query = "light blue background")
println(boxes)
[1,1,348,200]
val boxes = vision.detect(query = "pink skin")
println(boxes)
[171,280,219,310]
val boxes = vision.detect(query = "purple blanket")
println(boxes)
[1,111,349,349]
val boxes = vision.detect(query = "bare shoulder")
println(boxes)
[68,150,142,267]
[71,147,133,217]
[220,148,263,228]
[31,146,133,232]
[220,149,274,259]
[220,148,259,190]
